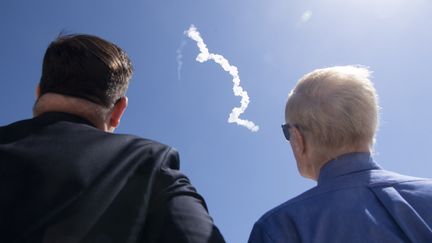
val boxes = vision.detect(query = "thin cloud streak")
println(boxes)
[176,39,187,80]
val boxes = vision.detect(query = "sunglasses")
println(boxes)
[281,123,302,141]
[281,124,292,141]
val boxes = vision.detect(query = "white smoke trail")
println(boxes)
[186,25,259,132]
[176,39,187,80]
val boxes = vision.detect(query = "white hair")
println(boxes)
[286,66,379,153]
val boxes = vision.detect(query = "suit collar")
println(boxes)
[36,112,96,127]
[1,112,96,143]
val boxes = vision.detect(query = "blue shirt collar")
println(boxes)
[318,152,381,184]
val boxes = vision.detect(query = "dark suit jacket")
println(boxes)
[0,112,225,243]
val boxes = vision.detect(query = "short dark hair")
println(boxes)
[39,34,133,107]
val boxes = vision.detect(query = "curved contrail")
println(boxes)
[186,25,259,132]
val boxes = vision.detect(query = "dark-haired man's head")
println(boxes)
[34,34,133,132]
[40,34,133,107]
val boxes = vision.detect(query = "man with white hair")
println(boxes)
[248,66,432,243]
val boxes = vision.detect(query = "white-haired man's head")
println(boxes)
[285,66,379,179]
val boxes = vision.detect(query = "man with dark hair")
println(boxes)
[0,34,225,243]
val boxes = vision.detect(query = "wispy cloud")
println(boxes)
[301,10,313,23]
[176,39,187,80]
[185,25,259,132]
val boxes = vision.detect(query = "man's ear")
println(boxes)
[36,84,41,98]
[109,96,128,128]
[291,127,306,155]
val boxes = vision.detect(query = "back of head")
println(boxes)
[39,34,133,108]
[286,66,379,154]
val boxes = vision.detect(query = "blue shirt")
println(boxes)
[248,153,432,243]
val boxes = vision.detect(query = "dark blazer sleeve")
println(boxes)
[141,147,225,243]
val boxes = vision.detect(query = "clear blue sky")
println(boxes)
[1,0,432,242]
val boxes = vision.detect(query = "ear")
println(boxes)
[291,127,306,155]
[36,84,41,98]
[109,96,128,128]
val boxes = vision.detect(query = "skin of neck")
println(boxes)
[301,143,371,181]
[290,126,371,181]
[33,93,113,132]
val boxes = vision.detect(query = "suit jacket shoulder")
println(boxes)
[0,113,225,243]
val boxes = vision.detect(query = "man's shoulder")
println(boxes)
[1,114,177,164]
[256,169,432,225]
[109,132,177,157]
[0,117,39,143]
[369,169,432,199]
[252,168,432,242]
[256,186,320,226]
[109,131,170,149]
[369,169,432,188]
[68,124,178,163]
[250,188,319,242]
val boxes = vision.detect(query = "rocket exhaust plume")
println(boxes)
[186,25,259,132]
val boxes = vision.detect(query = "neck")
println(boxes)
[308,145,371,180]
[33,93,112,131]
